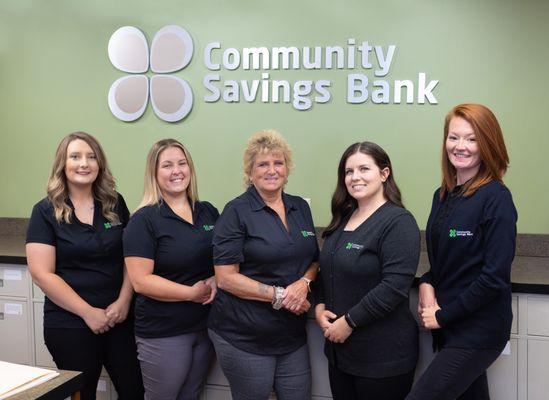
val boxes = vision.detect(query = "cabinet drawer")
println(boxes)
[206,357,229,386]
[307,320,332,398]
[487,338,517,400]
[0,299,31,364]
[511,295,518,334]
[204,385,231,400]
[527,339,549,400]
[97,376,112,400]
[33,282,45,300]
[33,301,55,367]
[0,264,29,297]
[527,296,549,336]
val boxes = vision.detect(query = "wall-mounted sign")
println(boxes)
[203,40,438,110]
[107,25,193,122]
[108,25,439,123]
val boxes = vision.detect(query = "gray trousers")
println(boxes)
[136,330,214,400]
[208,329,311,400]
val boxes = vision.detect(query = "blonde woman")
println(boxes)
[26,132,143,400]
[208,130,319,400]
[124,139,218,400]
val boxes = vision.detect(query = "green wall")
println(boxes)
[1,0,548,233]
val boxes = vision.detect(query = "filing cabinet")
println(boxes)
[3,263,549,400]
[0,298,31,364]
[0,264,30,298]
[487,338,518,400]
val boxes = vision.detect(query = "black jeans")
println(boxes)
[406,347,502,400]
[328,364,415,400]
[44,320,144,400]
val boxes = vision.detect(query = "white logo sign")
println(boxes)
[203,39,439,110]
[108,25,194,122]
[107,26,439,122]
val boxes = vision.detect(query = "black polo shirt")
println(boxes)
[208,185,319,355]
[123,200,219,338]
[26,194,130,329]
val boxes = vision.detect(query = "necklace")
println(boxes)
[74,205,94,211]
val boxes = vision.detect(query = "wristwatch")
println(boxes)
[300,277,312,292]
[272,286,284,310]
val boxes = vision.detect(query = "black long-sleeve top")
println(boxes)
[420,180,518,350]
[315,202,420,378]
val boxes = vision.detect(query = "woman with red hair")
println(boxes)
[407,104,517,400]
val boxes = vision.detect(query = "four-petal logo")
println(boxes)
[107,25,194,123]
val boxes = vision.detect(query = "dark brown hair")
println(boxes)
[441,103,509,198]
[323,141,403,237]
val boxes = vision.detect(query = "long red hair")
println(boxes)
[441,103,509,198]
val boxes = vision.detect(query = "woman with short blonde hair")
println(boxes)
[242,129,294,186]
[208,129,318,400]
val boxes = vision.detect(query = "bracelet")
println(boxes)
[271,286,284,310]
[345,313,357,329]
[300,277,312,292]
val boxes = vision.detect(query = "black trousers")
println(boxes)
[405,347,502,400]
[329,364,415,400]
[44,320,144,400]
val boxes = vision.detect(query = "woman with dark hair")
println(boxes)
[315,141,420,400]
[26,132,143,400]
[407,104,517,400]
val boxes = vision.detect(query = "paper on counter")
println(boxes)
[0,361,59,399]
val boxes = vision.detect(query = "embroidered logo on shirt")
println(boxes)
[301,230,315,238]
[345,242,364,250]
[103,222,122,229]
[449,228,473,238]
[203,225,214,231]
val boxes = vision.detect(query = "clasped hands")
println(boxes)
[191,276,217,305]
[315,304,353,344]
[84,298,130,335]
[280,279,311,315]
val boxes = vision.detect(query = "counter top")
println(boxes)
[416,252,549,294]
[6,369,83,400]
[1,234,548,294]
[0,235,26,264]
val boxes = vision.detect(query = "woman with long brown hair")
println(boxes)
[26,132,143,400]
[315,141,420,400]
[407,104,518,400]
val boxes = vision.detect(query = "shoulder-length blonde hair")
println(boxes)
[243,129,294,187]
[136,139,199,210]
[47,131,119,224]
[441,103,509,198]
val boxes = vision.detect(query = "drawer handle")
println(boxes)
[0,312,4,320]
[0,279,3,287]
